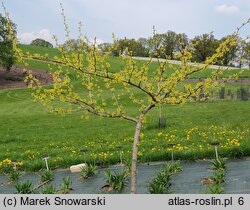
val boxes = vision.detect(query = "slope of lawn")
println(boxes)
[18,44,250,79]
[19,44,60,57]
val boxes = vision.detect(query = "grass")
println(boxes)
[0,85,250,170]
[0,44,249,171]
[19,44,60,58]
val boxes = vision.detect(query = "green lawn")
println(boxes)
[0,86,249,171]
[0,44,249,171]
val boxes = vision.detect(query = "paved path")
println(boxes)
[132,56,240,70]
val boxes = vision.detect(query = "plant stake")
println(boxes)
[210,142,220,161]
[168,144,176,162]
[42,154,49,171]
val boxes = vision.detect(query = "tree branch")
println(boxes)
[86,108,138,123]
[25,55,158,102]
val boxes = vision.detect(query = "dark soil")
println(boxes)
[0,66,53,89]
[185,78,250,85]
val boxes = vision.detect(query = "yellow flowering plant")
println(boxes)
[0,158,23,174]
[0,159,13,174]
[3,3,249,193]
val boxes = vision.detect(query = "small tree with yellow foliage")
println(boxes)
[5,5,249,193]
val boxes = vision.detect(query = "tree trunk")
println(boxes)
[130,115,143,194]
[130,104,155,194]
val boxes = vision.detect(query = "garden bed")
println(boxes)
[0,66,53,89]
[1,159,250,194]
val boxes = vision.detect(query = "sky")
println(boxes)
[1,0,249,45]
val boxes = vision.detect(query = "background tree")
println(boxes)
[148,33,164,57]
[149,31,189,59]
[137,37,150,57]
[0,13,16,71]
[176,33,189,53]
[191,33,219,62]
[62,38,89,52]
[235,39,250,68]
[98,42,112,54]
[243,41,250,69]
[161,30,178,59]
[216,36,238,66]
[30,38,53,48]
[112,38,145,56]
